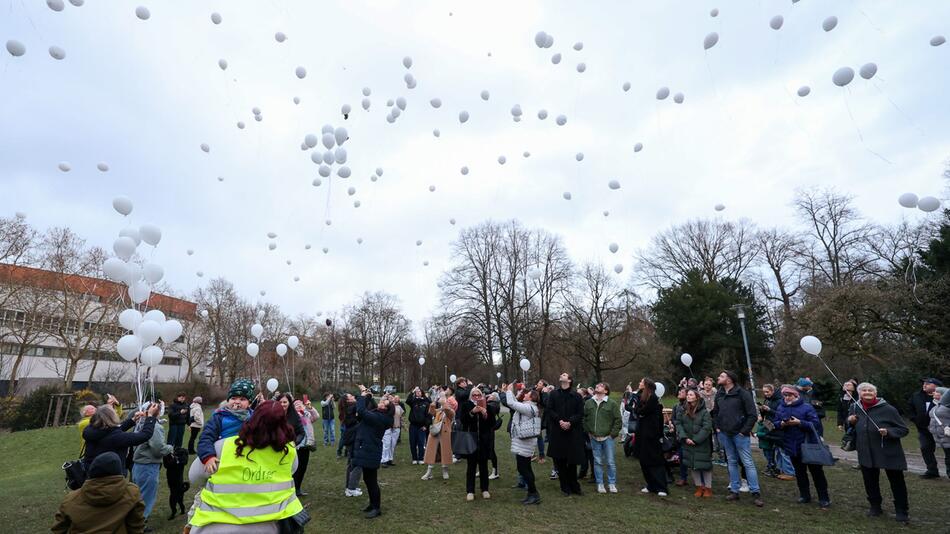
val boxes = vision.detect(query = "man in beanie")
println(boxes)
[52,451,145,533]
[908,377,944,479]
[712,370,763,507]
[197,378,257,474]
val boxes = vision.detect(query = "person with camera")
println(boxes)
[83,402,160,468]
[407,387,432,465]
[774,385,831,509]
[505,382,542,504]
[458,385,499,501]
[421,387,455,481]
[352,385,395,518]
[320,393,336,447]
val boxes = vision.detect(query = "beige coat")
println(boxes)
[423,403,455,465]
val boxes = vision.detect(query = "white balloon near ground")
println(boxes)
[449,374,457,383]
[832,66,854,87]
[797,86,811,97]
[265,379,279,393]
[6,40,26,57]
[608,180,621,190]
[656,87,670,100]
[703,32,719,50]
[135,6,150,20]
[822,16,838,32]
[655,382,666,398]
[418,357,426,366]
[49,46,66,60]
[769,15,783,30]
[519,359,531,371]
[608,243,619,253]
[917,196,941,212]
[799,335,822,356]
[859,62,877,80]
[276,343,288,357]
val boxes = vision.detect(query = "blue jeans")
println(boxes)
[777,447,795,475]
[718,432,760,494]
[322,419,335,445]
[409,425,427,461]
[590,437,617,485]
[336,424,346,456]
[537,430,546,458]
[763,446,777,470]
[132,462,160,518]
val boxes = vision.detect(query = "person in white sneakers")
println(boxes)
[583,382,622,494]
[381,395,404,467]
[422,389,455,481]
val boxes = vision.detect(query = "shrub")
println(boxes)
[866,366,923,416]
[8,385,67,432]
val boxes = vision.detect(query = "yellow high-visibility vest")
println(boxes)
[191,436,302,527]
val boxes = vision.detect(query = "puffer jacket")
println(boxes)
[190,402,204,428]
[352,396,393,469]
[506,391,539,458]
[928,394,950,449]
[674,404,713,470]
[773,398,820,458]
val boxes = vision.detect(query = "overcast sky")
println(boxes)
[2,0,948,326]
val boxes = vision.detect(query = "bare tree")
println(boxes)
[793,188,876,287]
[755,228,807,319]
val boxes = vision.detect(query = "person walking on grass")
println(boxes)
[505,383,542,505]
[458,386,499,501]
[52,452,145,534]
[421,388,455,481]
[908,378,944,479]
[712,370,763,507]
[633,378,668,497]
[187,396,204,455]
[583,382,621,494]
[675,388,714,498]
[850,382,911,525]
[407,387,432,465]
[774,385,831,510]
[352,386,395,519]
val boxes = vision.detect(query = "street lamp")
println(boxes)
[731,304,757,403]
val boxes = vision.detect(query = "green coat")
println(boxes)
[583,396,622,438]
[674,404,713,471]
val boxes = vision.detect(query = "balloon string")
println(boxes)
[842,92,893,165]
[904,256,922,304]
[871,80,925,137]
[816,355,881,432]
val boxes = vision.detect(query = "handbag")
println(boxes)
[277,509,311,534]
[451,430,477,456]
[63,459,87,490]
[511,407,540,440]
[660,435,674,453]
[429,411,444,437]
[801,427,835,466]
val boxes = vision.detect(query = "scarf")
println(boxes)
[224,407,251,421]
[860,398,879,411]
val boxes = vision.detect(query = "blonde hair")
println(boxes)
[90,404,121,429]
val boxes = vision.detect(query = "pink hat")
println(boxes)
[780,385,799,398]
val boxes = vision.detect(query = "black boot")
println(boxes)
[365,509,382,519]
[895,510,909,524]
[867,506,883,517]
[167,510,176,521]
[523,492,541,505]
[362,504,374,512]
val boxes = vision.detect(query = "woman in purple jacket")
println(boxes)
[774,384,831,509]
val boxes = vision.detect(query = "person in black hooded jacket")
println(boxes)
[546,373,586,496]
[167,393,189,448]
[83,403,160,468]
[407,387,432,464]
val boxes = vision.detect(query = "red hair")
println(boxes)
[234,400,294,464]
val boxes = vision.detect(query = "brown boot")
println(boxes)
[693,487,704,497]
[702,487,713,498]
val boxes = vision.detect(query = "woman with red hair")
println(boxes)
[187,400,306,533]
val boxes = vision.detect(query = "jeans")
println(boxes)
[777,447,795,475]
[167,424,185,449]
[590,438,617,485]
[381,428,400,463]
[409,425,427,461]
[336,424,346,456]
[763,447,777,471]
[790,454,829,501]
[537,431,546,458]
[323,419,335,445]
[132,462,160,518]
[861,466,908,513]
[918,429,938,475]
[718,432,760,494]
[516,455,537,493]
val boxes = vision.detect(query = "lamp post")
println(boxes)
[732,304,757,403]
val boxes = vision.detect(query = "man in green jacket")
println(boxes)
[583,383,622,494]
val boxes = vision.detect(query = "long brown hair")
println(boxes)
[685,389,701,417]
[639,378,656,404]
[234,400,294,464]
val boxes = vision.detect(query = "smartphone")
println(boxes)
[302,394,310,403]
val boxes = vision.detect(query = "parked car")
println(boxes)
[370,384,382,394]
[383,385,397,395]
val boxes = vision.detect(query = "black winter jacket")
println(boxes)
[712,386,757,436]
[168,401,189,426]
[82,416,157,464]
[907,390,937,431]
[407,395,432,426]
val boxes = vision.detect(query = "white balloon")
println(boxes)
[5,40,26,57]
[498,155,507,165]
[449,219,456,225]
[703,32,719,50]
[266,378,279,392]
[318,165,331,178]
[268,241,277,250]
[58,162,71,172]
[418,357,426,366]
[656,87,670,100]
[769,15,784,30]
[138,320,162,345]
[119,227,141,246]
[523,151,530,158]
[347,186,356,196]
[680,353,693,367]
[433,129,440,137]
[461,166,469,175]
[218,58,227,70]
[304,134,318,148]
[200,310,209,318]
[97,162,110,172]
[251,323,264,339]
[673,92,685,104]
[608,243,619,253]
[859,62,877,80]
[822,16,838,32]
[335,147,348,164]
[655,382,666,398]
[139,224,162,246]
[608,180,621,190]
[563,192,572,200]
[275,32,287,42]
[113,236,137,261]
[276,343,288,356]
[196,271,203,278]
[459,111,470,123]
[335,127,348,145]
[143,263,164,284]
[573,41,583,51]
[496,372,502,378]
[254,107,263,116]
[918,196,941,213]
[551,53,561,64]
[361,98,371,110]
[622,81,632,93]
[832,66,854,87]
[376,168,383,177]
[49,46,66,60]
[715,203,726,211]
[135,6,150,20]
[534,31,548,48]
[510,104,522,117]
[322,133,335,149]
[430,98,442,108]
[519,358,531,371]
[186,249,194,256]
[257,310,265,320]
[341,104,352,115]
[634,142,643,152]
[537,109,548,120]
[710,8,719,17]
[210,12,222,24]
[160,320,183,343]
[246,343,259,357]
[613,264,623,274]
[237,121,245,129]
[449,374,457,383]
[288,335,299,349]
[799,335,822,356]
[544,34,553,48]
[428,185,436,192]
[555,115,567,126]
[200,143,210,153]
[480,90,490,101]
[143,309,165,324]
[931,35,946,47]
[603,211,610,217]
[797,86,811,97]
[576,62,586,73]
[575,153,584,162]
[140,345,163,367]
[118,308,143,331]
[116,334,143,361]
[337,166,351,178]
[47,0,64,11]
[293,96,300,105]
[103,257,129,282]
[402,55,413,69]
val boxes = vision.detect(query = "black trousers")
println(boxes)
[578,447,594,478]
[516,455,537,493]
[553,458,580,494]
[640,461,668,493]
[489,446,498,470]
[362,467,381,510]
[861,466,908,513]
[791,455,829,501]
[466,455,490,493]
[918,430,939,475]
[187,427,200,453]
[293,447,310,493]
[167,424,185,448]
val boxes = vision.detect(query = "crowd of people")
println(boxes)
[53,371,948,531]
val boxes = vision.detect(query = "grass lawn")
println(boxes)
[2,415,948,533]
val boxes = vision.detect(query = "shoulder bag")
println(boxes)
[511,406,540,440]
[801,426,836,466]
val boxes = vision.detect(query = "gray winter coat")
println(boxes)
[854,398,909,471]
[132,422,173,465]
[505,391,539,458]
[928,394,950,449]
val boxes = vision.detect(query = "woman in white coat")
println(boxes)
[505,383,542,505]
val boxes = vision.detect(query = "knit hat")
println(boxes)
[796,377,813,388]
[781,385,800,398]
[192,396,203,404]
[87,452,124,479]
[228,378,255,400]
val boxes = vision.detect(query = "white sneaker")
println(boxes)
[442,468,450,480]
[597,484,606,494]
[658,492,668,497]
[640,487,649,493]
[344,488,362,497]
[421,472,433,481]
[739,480,750,493]
[608,484,618,493]
[466,493,475,501]
[482,491,491,499]
[411,460,417,465]
[488,470,499,480]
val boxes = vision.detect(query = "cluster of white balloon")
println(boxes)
[898,192,942,212]
[104,197,184,405]
[305,125,350,188]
